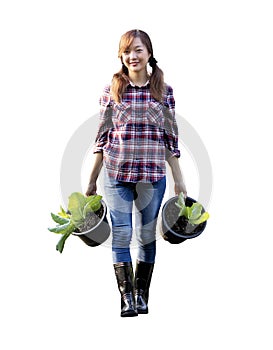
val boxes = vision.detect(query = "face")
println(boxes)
[121,37,151,74]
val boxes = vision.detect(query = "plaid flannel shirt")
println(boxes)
[93,82,180,183]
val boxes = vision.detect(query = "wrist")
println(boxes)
[88,179,97,185]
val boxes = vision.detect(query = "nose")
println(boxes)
[129,51,137,60]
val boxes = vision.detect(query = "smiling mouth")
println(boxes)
[129,62,139,65]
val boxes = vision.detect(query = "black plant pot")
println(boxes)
[161,196,207,244]
[72,200,110,247]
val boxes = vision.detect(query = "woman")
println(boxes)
[86,29,187,317]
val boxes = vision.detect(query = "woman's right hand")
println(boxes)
[85,182,97,196]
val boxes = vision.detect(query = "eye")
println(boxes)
[136,49,143,53]
[123,50,130,54]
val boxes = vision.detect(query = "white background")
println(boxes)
[1,0,272,349]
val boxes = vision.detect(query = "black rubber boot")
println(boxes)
[113,262,138,317]
[134,260,154,314]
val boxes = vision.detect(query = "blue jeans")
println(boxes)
[104,171,166,263]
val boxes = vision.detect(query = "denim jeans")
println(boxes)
[104,171,166,263]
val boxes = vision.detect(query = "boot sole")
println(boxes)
[137,309,148,314]
[121,311,138,317]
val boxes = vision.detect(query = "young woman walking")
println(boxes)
[86,29,187,317]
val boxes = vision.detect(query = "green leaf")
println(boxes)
[176,192,191,218]
[189,203,202,221]
[82,202,90,218]
[68,192,102,228]
[56,231,72,253]
[55,223,75,253]
[185,206,191,219]
[58,206,70,218]
[86,195,102,212]
[178,206,187,217]
[177,193,185,208]
[48,222,75,234]
[50,213,70,225]
[83,195,102,217]
[68,192,87,227]
[190,212,210,225]
[48,222,70,234]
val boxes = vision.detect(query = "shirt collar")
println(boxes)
[128,79,150,88]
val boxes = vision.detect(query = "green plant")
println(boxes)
[175,193,209,226]
[48,192,102,253]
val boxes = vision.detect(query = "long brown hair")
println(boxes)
[111,29,165,103]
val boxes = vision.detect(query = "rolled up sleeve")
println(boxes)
[93,85,113,153]
[163,85,181,159]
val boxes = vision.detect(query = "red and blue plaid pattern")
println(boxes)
[93,83,180,183]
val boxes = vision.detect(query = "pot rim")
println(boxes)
[72,200,107,237]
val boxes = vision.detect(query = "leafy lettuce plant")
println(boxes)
[48,192,102,253]
[175,193,209,226]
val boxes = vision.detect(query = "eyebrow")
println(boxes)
[124,44,144,52]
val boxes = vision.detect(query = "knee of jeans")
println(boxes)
[137,227,156,246]
[112,226,132,248]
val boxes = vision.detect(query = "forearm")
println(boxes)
[88,152,103,183]
[167,156,184,181]
[86,152,103,196]
[167,156,187,196]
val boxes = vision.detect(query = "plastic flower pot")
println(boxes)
[72,200,110,247]
[161,196,207,244]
